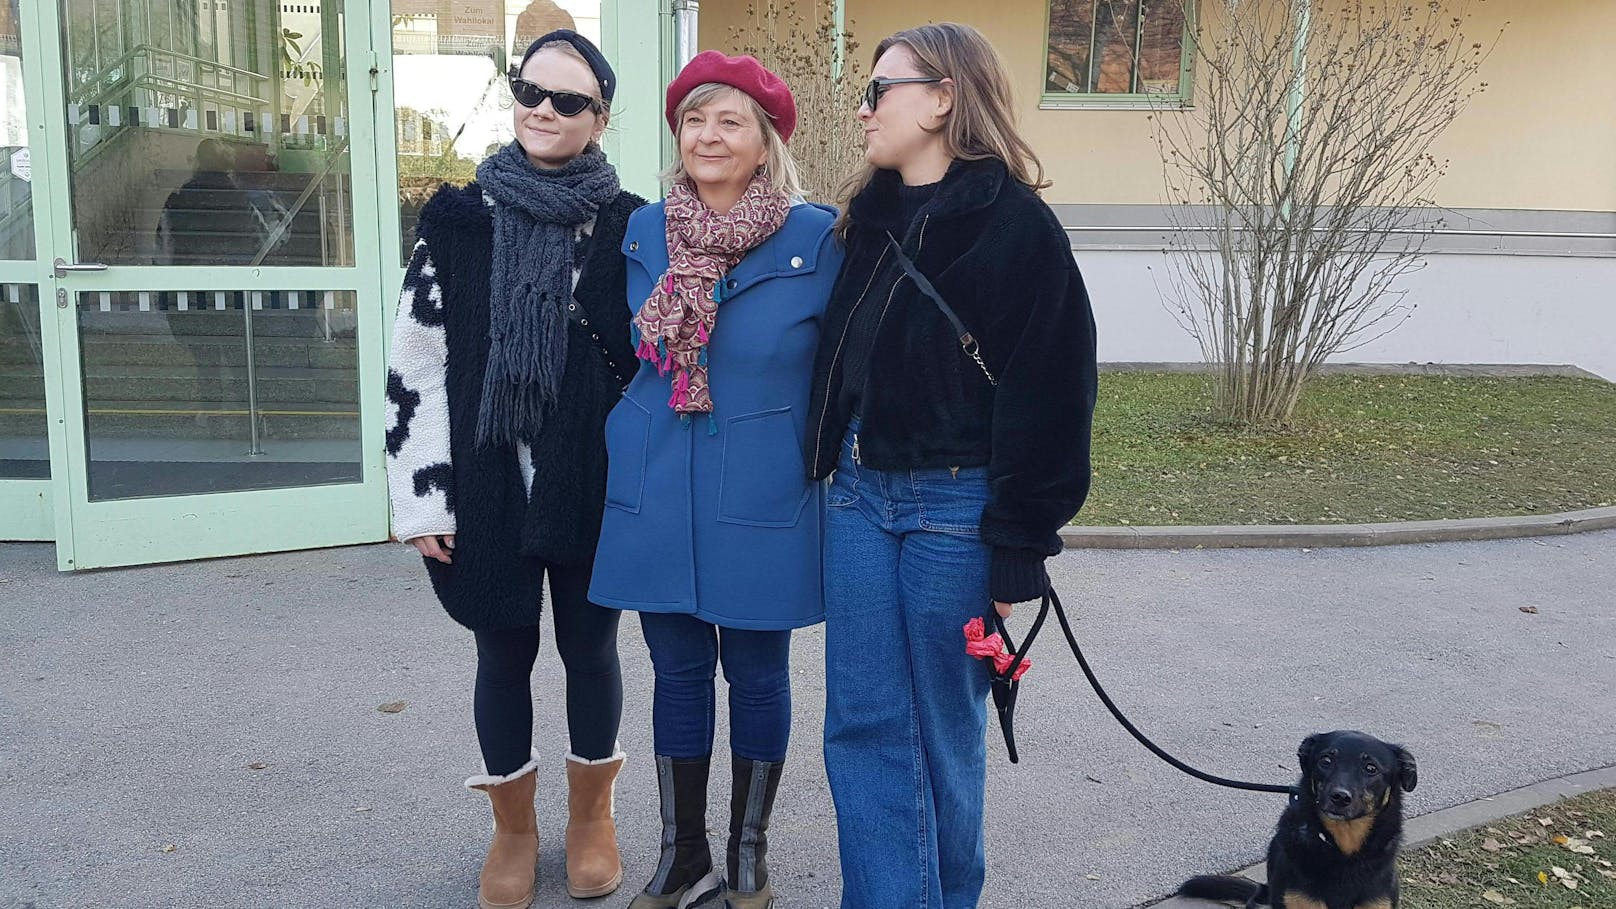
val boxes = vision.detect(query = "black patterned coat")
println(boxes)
[384,182,644,630]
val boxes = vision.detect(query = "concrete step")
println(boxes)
[79,308,357,340]
[0,399,360,441]
[0,363,357,400]
[2,334,357,370]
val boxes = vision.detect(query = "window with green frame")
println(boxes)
[1044,0,1192,104]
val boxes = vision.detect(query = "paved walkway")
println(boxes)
[2,532,1613,909]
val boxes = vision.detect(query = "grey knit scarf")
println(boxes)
[474,141,620,447]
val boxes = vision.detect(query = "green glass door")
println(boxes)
[29,0,390,568]
[0,0,52,539]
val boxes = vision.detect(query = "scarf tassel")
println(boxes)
[667,370,692,409]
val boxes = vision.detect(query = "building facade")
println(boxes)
[1,0,1611,566]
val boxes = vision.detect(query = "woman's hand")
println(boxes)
[994,600,1013,619]
[411,534,455,564]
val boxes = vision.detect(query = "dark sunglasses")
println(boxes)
[863,76,944,111]
[507,73,604,117]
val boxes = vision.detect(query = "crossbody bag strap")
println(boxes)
[884,231,997,386]
[563,297,632,388]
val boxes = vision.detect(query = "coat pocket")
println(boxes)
[717,407,812,528]
[603,395,651,513]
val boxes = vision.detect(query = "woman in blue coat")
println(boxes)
[589,52,841,909]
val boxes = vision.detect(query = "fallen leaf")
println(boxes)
[1481,890,1513,905]
[1482,837,1506,852]
[1085,874,1100,881]
[246,762,268,771]
[1539,817,1556,827]
[378,701,407,714]
[161,844,177,853]
[1519,606,1539,614]
[1588,830,1605,838]
[1538,872,1550,885]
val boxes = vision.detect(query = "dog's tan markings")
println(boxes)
[1280,892,1329,909]
[1321,813,1377,856]
[1355,899,1393,909]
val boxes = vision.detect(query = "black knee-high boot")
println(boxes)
[722,756,784,909]
[629,755,722,909]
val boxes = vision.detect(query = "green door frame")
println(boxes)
[19,0,393,570]
[8,0,664,568]
[0,0,64,541]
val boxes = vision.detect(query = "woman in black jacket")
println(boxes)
[384,30,643,909]
[805,22,1097,909]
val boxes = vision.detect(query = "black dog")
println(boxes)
[1177,730,1417,909]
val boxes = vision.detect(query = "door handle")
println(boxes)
[53,257,109,277]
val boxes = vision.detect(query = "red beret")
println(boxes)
[665,51,798,143]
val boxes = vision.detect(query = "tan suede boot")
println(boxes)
[468,764,539,909]
[564,752,625,899]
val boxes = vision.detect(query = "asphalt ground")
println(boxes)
[2,531,1611,908]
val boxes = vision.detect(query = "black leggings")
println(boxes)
[473,560,623,774]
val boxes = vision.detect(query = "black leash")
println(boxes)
[991,587,1300,799]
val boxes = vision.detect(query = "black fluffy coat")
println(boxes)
[418,182,644,630]
[804,158,1098,602]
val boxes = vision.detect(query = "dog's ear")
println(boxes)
[1392,745,1418,792]
[1298,733,1327,771]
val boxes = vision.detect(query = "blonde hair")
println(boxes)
[661,83,805,199]
[836,23,1049,234]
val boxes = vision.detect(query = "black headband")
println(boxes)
[516,29,616,105]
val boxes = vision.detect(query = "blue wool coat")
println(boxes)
[588,200,842,630]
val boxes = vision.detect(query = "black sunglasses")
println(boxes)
[863,76,945,111]
[507,73,604,117]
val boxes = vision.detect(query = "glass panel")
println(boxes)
[58,0,355,265]
[1,0,36,260]
[77,288,361,500]
[391,0,602,263]
[1046,0,1185,96]
[0,283,47,478]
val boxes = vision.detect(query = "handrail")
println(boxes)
[69,44,270,108]
[241,136,352,456]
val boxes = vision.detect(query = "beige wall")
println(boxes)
[701,0,1616,212]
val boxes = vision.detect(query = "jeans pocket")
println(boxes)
[914,471,990,535]
[825,462,859,508]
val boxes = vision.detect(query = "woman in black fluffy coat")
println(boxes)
[805,23,1097,909]
[383,31,643,908]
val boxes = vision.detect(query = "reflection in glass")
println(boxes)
[392,0,602,262]
[1,0,36,260]
[58,0,355,265]
[78,289,362,500]
[0,284,47,479]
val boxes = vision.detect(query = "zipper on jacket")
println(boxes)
[810,245,891,470]
[851,433,860,464]
[811,215,930,472]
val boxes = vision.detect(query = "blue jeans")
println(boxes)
[639,611,793,762]
[822,420,993,909]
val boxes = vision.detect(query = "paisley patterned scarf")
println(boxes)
[633,175,790,424]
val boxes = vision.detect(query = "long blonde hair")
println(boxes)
[837,23,1048,235]
[660,83,806,200]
